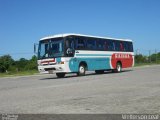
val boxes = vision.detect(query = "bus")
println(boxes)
[36,33,134,78]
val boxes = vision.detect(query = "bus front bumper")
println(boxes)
[38,64,65,74]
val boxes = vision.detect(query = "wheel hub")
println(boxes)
[80,66,84,73]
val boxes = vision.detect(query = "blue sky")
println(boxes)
[0,0,160,59]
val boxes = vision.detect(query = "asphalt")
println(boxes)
[0,65,160,114]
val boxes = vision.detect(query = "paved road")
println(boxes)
[0,65,160,114]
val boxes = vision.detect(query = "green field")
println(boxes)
[0,70,38,77]
[134,62,160,67]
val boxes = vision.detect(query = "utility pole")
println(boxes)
[155,49,157,63]
[149,50,151,63]
[136,49,138,55]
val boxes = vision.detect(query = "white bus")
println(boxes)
[36,33,134,78]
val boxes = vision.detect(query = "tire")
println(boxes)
[77,64,86,76]
[56,73,65,78]
[112,62,122,73]
[95,70,104,74]
[115,62,122,73]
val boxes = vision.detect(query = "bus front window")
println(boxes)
[38,38,64,59]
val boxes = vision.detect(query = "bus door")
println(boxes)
[65,36,75,57]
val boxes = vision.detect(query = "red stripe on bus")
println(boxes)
[41,59,55,64]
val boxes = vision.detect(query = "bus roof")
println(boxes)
[40,33,132,42]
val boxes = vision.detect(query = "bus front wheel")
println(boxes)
[56,73,65,78]
[77,64,86,76]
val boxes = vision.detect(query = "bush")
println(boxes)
[0,55,38,73]
[0,55,14,73]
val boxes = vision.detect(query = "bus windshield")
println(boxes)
[38,37,64,59]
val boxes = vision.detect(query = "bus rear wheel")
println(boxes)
[112,62,122,73]
[56,73,65,78]
[77,64,86,76]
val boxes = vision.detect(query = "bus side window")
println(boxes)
[76,37,86,49]
[112,41,116,51]
[86,38,96,50]
[123,41,133,52]
[96,39,105,50]
[124,41,128,52]
[128,42,133,52]
[120,41,124,51]
[115,41,120,51]
[104,40,108,51]
[108,40,114,51]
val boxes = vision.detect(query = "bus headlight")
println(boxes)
[38,63,43,66]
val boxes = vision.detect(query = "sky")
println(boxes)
[0,0,160,60]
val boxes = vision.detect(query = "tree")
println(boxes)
[0,55,14,73]
[0,55,38,73]
[15,58,29,71]
[135,54,147,63]
[25,55,37,70]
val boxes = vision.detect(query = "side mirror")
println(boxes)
[34,43,39,54]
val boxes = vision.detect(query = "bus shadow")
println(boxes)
[39,69,133,80]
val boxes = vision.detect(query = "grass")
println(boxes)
[134,62,160,67]
[0,70,39,77]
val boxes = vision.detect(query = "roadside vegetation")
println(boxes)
[135,52,160,66]
[0,52,160,77]
[0,55,38,77]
